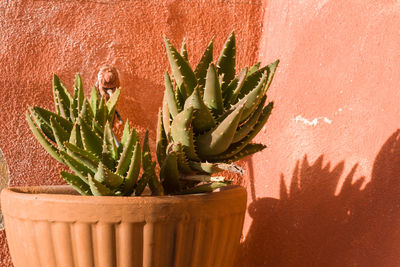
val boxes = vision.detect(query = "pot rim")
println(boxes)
[1,184,244,200]
[1,185,247,222]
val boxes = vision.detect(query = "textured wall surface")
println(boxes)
[0,0,263,265]
[239,0,400,266]
[2,0,400,266]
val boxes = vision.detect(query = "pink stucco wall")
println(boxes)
[2,0,400,266]
[240,1,400,266]
[0,1,264,265]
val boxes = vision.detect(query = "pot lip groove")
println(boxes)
[1,185,247,222]
[1,184,246,204]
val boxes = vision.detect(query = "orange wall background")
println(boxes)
[1,0,400,266]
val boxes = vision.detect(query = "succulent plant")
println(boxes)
[26,74,153,196]
[156,31,279,195]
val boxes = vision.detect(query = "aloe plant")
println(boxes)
[157,31,279,194]
[26,74,151,196]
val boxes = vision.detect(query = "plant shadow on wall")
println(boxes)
[239,129,400,267]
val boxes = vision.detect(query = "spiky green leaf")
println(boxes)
[142,131,164,196]
[121,120,131,145]
[180,38,188,61]
[238,60,279,100]
[188,161,224,174]
[71,87,79,122]
[248,62,260,76]
[197,103,244,157]
[160,152,181,194]
[171,143,193,174]
[106,88,120,122]
[79,99,94,126]
[64,147,97,174]
[123,142,141,195]
[90,86,99,116]
[164,36,197,95]
[104,122,118,160]
[116,127,139,176]
[221,143,266,163]
[96,96,107,129]
[135,174,149,196]
[28,107,55,142]
[177,182,229,195]
[232,96,267,143]
[162,95,171,139]
[164,72,179,117]
[216,31,236,90]
[207,103,273,161]
[32,106,73,133]
[184,87,216,133]
[59,150,93,183]
[226,67,248,105]
[156,109,168,166]
[88,174,113,196]
[74,74,84,112]
[26,112,63,163]
[118,119,131,157]
[235,71,267,123]
[94,162,124,189]
[203,63,224,116]
[53,74,72,118]
[69,123,83,148]
[264,59,280,93]
[64,141,100,170]
[170,107,199,160]
[194,39,213,89]
[50,116,70,151]
[101,135,115,171]
[176,82,189,104]
[60,171,91,196]
[79,118,103,157]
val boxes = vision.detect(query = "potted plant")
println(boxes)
[1,32,278,267]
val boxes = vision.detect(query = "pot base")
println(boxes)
[2,185,247,267]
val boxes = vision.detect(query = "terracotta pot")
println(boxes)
[1,185,246,267]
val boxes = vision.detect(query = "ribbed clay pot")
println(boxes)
[1,185,246,267]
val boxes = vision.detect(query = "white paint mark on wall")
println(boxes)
[316,0,330,14]
[292,115,332,126]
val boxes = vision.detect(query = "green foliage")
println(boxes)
[26,31,279,197]
[26,74,144,196]
[158,31,279,194]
